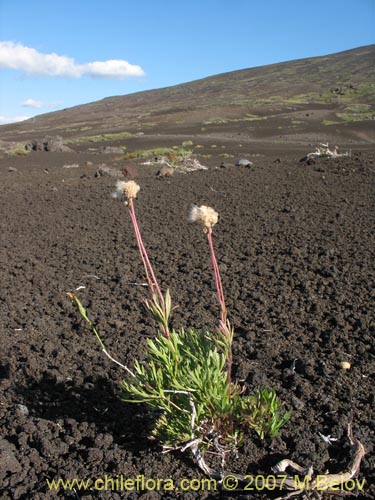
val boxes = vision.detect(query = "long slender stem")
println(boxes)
[66,292,137,379]
[129,202,154,293]
[207,227,227,324]
[128,198,171,339]
[128,199,165,308]
[206,227,233,392]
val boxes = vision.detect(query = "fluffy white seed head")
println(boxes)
[112,180,140,202]
[189,205,218,229]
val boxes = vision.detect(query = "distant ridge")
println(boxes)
[1,45,374,144]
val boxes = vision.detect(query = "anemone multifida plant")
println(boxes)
[68,179,290,474]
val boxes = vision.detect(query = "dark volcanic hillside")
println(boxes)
[1,45,374,147]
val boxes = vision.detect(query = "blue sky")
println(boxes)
[0,0,374,125]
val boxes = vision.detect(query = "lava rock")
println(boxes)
[25,136,73,153]
[95,164,123,178]
[0,438,22,477]
[121,165,139,178]
[99,146,124,155]
[156,166,174,177]
[235,158,253,168]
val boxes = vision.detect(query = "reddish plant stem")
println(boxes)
[128,201,154,293]
[128,199,171,339]
[207,227,233,391]
[207,227,226,324]
[224,323,233,390]
[128,199,165,309]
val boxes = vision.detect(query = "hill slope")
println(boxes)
[1,45,374,145]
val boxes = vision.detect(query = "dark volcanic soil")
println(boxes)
[0,145,374,499]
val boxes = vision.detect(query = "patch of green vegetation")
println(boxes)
[285,92,333,104]
[253,96,285,105]
[203,114,265,126]
[243,113,264,121]
[65,125,93,133]
[356,82,375,98]
[344,103,371,113]
[285,93,316,104]
[287,83,375,106]
[0,142,31,156]
[66,131,135,144]
[203,117,228,125]
[335,111,374,123]
[323,106,375,125]
[55,121,103,131]
[14,145,30,155]
[218,153,234,158]
[123,145,193,161]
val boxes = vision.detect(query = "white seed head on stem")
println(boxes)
[189,205,218,229]
[112,180,140,202]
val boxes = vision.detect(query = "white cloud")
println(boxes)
[0,41,145,79]
[22,98,43,108]
[0,115,30,125]
[83,60,145,78]
[22,98,62,108]
[0,41,80,77]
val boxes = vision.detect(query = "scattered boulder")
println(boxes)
[121,165,138,179]
[25,136,73,153]
[235,158,253,168]
[45,136,73,152]
[156,166,174,177]
[95,164,123,178]
[99,146,124,155]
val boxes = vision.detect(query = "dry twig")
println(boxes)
[189,423,365,499]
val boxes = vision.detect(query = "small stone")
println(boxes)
[291,395,305,410]
[121,165,138,178]
[235,158,253,168]
[156,166,174,177]
[17,404,29,416]
[340,361,351,370]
